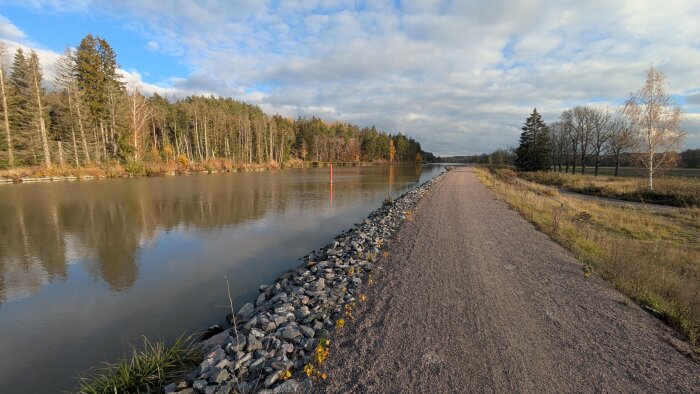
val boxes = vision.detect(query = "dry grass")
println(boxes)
[0,158,310,183]
[518,170,699,207]
[475,167,700,346]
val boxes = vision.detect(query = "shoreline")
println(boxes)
[0,160,424,185]
[164,170,446,394]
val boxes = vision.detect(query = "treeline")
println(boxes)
[0,36,432,170]
[448,148,700,169]
[513,66,686,190]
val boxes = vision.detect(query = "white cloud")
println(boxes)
[0,14,26,40]
[145,40,159,51]
[4,0,700,154]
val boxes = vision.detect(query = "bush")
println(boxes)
[125,160,146,176]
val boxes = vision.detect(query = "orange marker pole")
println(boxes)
[330,164,333,185]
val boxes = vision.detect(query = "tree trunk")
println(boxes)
[614,153,620,177]
[33,71,51,167]
[109,89,117,157]
[74,91,90,164]
[194,114,203,162]
[58,141,65,167]
[66,92,80,167]
[594,152,600,176]
[92,127,100,162]
[203,115,210,160]
[0,67,13,166]
[100,121,108,161]
[649,151,654,191]
[152,120,157,152]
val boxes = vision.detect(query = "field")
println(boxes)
[556,166,700,178]
[476,167,700,346]
[515,170,699,207]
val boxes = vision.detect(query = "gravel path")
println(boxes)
[317,167,699,393]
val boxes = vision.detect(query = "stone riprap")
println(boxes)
[165,172,445,394]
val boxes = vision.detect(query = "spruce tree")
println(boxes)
[515,108,551,171]
[9,48,36,164]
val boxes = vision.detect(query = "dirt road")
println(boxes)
[317,167,699,393]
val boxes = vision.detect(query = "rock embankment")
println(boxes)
[165,173,444,394]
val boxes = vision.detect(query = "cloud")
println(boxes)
[687,93,700,106]
[0,14,26,40]
[145,40,159,51]
[4,0,700,154]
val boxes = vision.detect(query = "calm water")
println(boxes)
[0,165,446,393]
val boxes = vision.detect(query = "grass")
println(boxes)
[74,335,201,394]
[515,170,699,207]
[475,166,700,347]
[0,158,309,182]
[564,166,700,178]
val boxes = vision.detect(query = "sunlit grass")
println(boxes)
[517,170,699,207]
[476,167,700,346]
[0,158,308,182]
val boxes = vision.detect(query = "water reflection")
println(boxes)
[0,165,443,393]
[0,167,426,303]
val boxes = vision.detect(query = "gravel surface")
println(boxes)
[317,167,699,393]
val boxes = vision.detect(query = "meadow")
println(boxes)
[517,169,699,207]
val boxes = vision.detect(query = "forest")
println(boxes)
[0,35,432,174]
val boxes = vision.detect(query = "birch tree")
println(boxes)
[623,66,685,190]
[128,83,151,161]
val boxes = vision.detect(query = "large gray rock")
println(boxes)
[192,379,208,392]
[279,327,302,341]
[299,325,315,338]
[273,382,301,393]
[256,292,267,307]
[246,336,263,352]
[237,303,255,320]
[207,366,230,384]
[263,370,282,388]
[233,353,252,370]
[225,335,246,354]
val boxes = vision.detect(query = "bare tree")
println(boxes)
[0,42,12,166]
[128,83,151,161]
[571,106,595,174]
[590,107,612,176]
[54,48,81,166]
[607,115,635,176]
[549,121,568,172]
[623,66,685,190]
[28,50,51,167]
[561,110,578,173]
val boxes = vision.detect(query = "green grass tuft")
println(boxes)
[75,335,201,394]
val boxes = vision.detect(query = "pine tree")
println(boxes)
[9,48,37,164]
[515,108,551,171]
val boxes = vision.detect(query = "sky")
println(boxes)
[0,0,699,156]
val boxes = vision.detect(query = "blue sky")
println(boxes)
[1,0,699,155]
[0,5,189,85]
